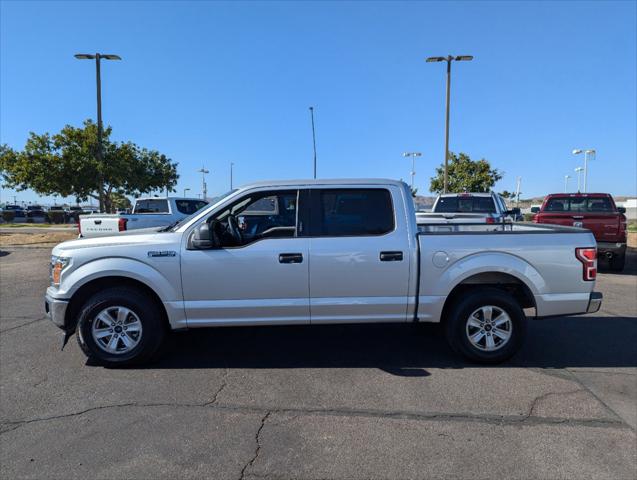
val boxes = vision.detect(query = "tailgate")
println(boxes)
[79,216,122,237]
[537,213,621,242]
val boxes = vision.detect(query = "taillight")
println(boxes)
[77,219,81,235]
[118,218,128,232]
[485,217,496,224]
[575,247,597,281]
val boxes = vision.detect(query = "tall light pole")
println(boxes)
[230,162,234,190]
[309,107,317,179]
[197,166,209,200]
[572,149,595,193]
[183,188,190,197]
[74,53,121,212]
[574,167,584,192]
[426,55,473,193]
[515,176,522,207]
[402,152,422,191]
[564,175,571,192]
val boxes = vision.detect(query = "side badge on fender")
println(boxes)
[147,251,177,258]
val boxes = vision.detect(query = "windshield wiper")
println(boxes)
[158,220,180,232]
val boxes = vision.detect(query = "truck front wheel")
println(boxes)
[76,287,165,367]
[445,288,526,364]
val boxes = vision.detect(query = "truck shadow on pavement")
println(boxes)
[136,314,636,375]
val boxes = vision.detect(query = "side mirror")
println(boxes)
[617,206,626,214]
[531,207,540,214]
[190,223,215,249]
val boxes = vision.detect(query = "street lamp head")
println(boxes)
[101,54,122,61]
[575,167,584,172]
[74,54,95,60]
[572,149,583,155]
[425,56,446,62]
[455,55,474,61]
[585,149,595,154]
[402,152,422,157]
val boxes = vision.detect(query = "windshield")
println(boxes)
[434,196,496,213]
[167,189,238,232]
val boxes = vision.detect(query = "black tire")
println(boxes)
[444,288,526,364]
[609,253,625,272]
[76,287,165,367]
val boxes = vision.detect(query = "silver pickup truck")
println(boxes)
[45,179,602,367]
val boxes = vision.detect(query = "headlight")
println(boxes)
[50,256,71,286]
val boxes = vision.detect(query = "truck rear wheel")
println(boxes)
[445,288,526,364]
[76,287,165,367]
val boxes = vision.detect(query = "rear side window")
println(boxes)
[315,189,394,236]
[134,199,169,213]
[175,200,208,215]
[545,197,614,213]
[434,196,496,213]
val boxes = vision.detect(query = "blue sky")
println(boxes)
[1,0,636,204]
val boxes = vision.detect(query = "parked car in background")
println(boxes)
[26,205,48,222]
[533,193,627,271]
[67,206,85,222]
[46,179,601,367]
[416,192,520,225]
[1,204,27,221]
[78,197,209,237]
[47,205,68,224]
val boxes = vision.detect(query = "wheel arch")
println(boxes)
[65,276,170,333]
[440,271,536,326]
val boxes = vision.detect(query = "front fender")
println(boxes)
[432,251,546,296]
[56,257,181,302]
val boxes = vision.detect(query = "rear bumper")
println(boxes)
[44,293,69,330]
[534,291,602,317]
[597,242,626,256]
[586,292,603,314]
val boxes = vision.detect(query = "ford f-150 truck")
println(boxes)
[78,197,208,237]
[416,192,520,225]
[45,179,602,367]
[533,193,627,271]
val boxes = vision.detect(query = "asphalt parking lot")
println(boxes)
[1,246,635,479]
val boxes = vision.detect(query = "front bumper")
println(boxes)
[586,292,603,314]
[597,242,627,256]
[44,294,69,330]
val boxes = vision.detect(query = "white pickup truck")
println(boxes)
[78,197,208,237]
[45,179,602,367]
[416,192,521,225]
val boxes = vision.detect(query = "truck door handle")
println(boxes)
[380,251,403,262]
[279,253,303,264]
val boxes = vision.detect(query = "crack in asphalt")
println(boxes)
[239,411,271,480]
[0,316,47,333]
[203,367,229,406]
[524,388,584,419]
[1,398,630,437]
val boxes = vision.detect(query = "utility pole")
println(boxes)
[515,176,522,207]
[230,162,234,190]
[574,167,584,192]
[402,152,422,192]
[572,149,595,193]
[309,107,318,179]
[197,166,209,200]
[74,53,121,212]
[564,175,571,193]
[426,55,473,193]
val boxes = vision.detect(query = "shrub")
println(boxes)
[2,211,15,223]
[26,218,34,223]
[523,213,535,222]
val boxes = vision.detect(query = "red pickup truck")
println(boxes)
[533,193,627,271]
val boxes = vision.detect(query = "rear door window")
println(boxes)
[175,200,208,215]
[545,197,614,212]
[312,189,394,236]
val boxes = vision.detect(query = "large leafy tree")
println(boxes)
[430,152,502,194]
[0,120,178,212]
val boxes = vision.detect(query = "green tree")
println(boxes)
[429,152,502,194]
[0,120,178,212]
[500,190,513,199]
[110,191,132,211]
